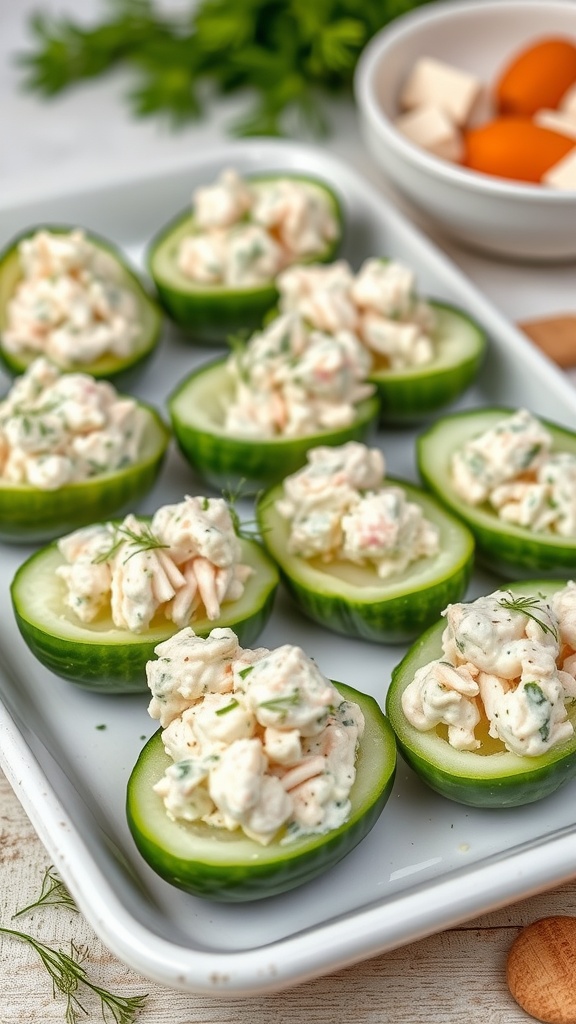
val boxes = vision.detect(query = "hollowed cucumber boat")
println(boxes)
[126,682,396,901]
[418,406,576,578]
[147,173,343,342]
[256,479,475,643]
[0,400,169,543]
[386,580,576,808]
[11,537,279,693]
[0,225,163,381]
[168,358,380,494]
[371,302,486,424]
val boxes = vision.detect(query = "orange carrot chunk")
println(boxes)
[463,117,575,183]
[495,37,576,117]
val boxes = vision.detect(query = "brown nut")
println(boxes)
[507,915,576,1024]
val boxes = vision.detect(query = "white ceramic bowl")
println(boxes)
[354,0,576,261]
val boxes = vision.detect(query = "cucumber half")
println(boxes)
[11,537,279,693]
[0,225,163,381]
[386,580,576,808]
[0,401,170,544]
[371,302,486,424]
[147,174,343,342]
[168,358,380,494]
[256,479,475,644]
[126,682,396,901]
[418,406,576,578]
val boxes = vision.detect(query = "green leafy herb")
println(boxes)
[12,866,77,918]
[258,692,300,716]
[497,594,559,641]
[215,698,239,716]
[92,523,169,564]
[18,0,436,136]
[238,665,253,680]
[523,681,551,743]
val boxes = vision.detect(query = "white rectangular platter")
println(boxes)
[1,138,576,997]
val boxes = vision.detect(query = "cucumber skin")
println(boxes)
[147,174,343,343]
[256,481,475,644]
[272,560,472,645]
[0,405,170,544]
[0,224,163,381]
[371,302,487,425]
[418,407,576,579]
[169,359,380,494]
[12,587,277,694]
[126,686,396,901]
[386,581,576,808]
[11,539,279,693]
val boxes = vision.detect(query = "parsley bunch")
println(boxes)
[19,0,436,136]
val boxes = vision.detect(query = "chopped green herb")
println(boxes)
[238,666,253,680]
[95,724,107,731]
[258,692,300,716]
[215,698,239,716]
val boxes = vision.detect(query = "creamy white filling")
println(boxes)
[56,496,252,633]
[451,409,576,537]
[276,441,440,578]
[176,169,339,287]
[147,628,364,845]
[4,230,140,366]
[223,313,374,439]
[0,357,146,489]
[402,585,576,757]
[277,258,436,370]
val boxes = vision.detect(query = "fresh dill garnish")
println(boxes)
[215,698,239,716]
[497,593,558,641]
[222,480,264,539]
[17,1,436,137]
[2,874,148,1023]
[92,523,169,564]
[12,865,77,918]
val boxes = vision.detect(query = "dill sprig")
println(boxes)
[13,865,77,918]
[497,593,559,641]
[92,522,169,564]
[0,928,147,1024]
[222,479,264,540]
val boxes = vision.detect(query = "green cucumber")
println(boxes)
[0,225,163,382]
[147,174,343,342]
[126,682,396,901]
[386,580,576,808]
[418,406,576,578]
[371,302,486,424]
[168,358,380,494]
[0,401,169,544]
[11,537,279,694]
[256,479,474,643]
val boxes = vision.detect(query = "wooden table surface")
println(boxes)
[2,768,575,1023]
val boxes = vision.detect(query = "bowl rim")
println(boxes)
[354,0,576,200]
